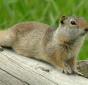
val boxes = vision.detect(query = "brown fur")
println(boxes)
[0,16,88,75]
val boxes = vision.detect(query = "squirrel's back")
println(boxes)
[12,21,53,34]
[11,21,54,59]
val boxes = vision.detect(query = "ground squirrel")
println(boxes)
[0,16,88,75]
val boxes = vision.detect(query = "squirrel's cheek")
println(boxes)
[76,19,88,29]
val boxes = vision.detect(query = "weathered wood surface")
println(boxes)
[77,60,88,78]
[0,49,88,85]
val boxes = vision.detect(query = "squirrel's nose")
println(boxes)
[85,28,88,32]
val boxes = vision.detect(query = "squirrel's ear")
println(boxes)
[60,16,67,24]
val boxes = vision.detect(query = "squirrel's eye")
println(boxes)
[70,21,76,25]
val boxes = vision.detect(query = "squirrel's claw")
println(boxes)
[62,69,83,76]
[0,46,3,51]
[71,71,83,76]
[62,69,71,75]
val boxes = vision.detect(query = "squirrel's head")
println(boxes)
[60,16,88,36]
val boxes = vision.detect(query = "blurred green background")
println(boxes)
[0,0,88,60]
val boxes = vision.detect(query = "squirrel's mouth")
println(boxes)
[80,29,88,36]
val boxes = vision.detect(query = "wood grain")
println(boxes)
[0,49,87,85]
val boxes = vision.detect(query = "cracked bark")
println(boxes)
[77,60,88,78]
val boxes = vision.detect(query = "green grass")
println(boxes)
[0,0,88,60]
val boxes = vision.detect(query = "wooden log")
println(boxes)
[0,49,87,85]
[77,60,88,78]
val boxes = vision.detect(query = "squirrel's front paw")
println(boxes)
[62,69,71,75]
[72,70,83,76]
[0,46,3,51]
